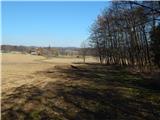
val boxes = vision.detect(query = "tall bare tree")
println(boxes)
[89,1,160,71]
[80,41,88,63]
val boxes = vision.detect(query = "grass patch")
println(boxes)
[2,64,160,120]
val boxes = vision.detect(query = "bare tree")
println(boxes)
[80,41,88,63]
[89,1,160,71]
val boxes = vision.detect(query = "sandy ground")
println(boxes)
[1,53,96,95]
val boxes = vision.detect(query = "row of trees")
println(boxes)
[89,1,160,70]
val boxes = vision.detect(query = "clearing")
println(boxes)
[1,53,160,120]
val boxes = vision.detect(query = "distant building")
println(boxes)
[30,51,37,55]
[30,48,43,55]
[29,47,55,57]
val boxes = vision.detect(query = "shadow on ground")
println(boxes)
[2,64,160,120]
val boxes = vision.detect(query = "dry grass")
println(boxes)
[1,53,96,95]
[1,53,160,120]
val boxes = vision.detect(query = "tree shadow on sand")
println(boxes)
[2,64,160,120]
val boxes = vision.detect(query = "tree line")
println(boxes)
[88,1,160,70]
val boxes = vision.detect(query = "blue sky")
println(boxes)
[2,1,109,47]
